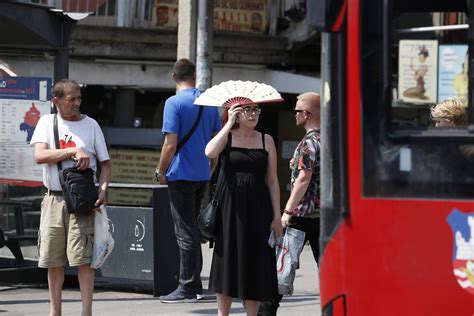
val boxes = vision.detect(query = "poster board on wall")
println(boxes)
[108,148,160,206]
[438,44,468,106]
[398,40,438,104]
[0,77,51,187]
[213,0,267,33]
[152,0,267,33]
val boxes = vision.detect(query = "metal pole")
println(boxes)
[54,50,69,82]
[53,21,72,114]
[196,0,213,91]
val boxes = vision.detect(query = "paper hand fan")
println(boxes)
[194,80,284,107]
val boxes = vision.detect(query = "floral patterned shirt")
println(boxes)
[289,129,320,218]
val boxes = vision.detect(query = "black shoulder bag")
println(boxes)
[197,135,226,242]
[54,114,98,214]
[197,161,220,241]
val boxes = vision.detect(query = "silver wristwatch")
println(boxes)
[155,169,164,179]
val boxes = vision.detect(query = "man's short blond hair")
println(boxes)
[297,92,320,112]
[430,98,467,126]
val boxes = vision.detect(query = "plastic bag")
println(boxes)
[90,205,115,269]
[275,227,306,295]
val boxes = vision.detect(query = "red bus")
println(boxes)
[313,0,474,315]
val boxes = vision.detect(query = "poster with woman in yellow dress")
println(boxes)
[438,45,468,107]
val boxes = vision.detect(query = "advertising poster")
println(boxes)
[438,45,468,106]
[0,77,51,186]
[151,0,179,28]
[213,0,267,33]
[152,0,267,33]
[398,40,438,104]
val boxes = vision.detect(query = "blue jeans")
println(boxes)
[167,180,207,295]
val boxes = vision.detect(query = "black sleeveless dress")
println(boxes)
[209,132,278,301]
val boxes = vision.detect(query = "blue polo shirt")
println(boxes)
[162,88,221,181]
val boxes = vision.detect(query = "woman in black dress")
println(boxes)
[205,103,283,316]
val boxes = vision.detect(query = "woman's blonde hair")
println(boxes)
[430,98,468,126]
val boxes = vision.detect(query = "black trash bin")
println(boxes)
[95,186,179,296]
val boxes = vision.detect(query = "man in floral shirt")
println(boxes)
[259,92,321,316]
[282,91,320,255]
[287,127,320,218]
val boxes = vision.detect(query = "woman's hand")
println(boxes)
[205,105,242,159]
[271,216,283,238]
[227,104,243,126]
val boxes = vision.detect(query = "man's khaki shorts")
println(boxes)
[37,193,94,268]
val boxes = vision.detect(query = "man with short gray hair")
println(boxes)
[31,79,111,316]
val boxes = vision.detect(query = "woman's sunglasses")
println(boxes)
[242,106,262,115]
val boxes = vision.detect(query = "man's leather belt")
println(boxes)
[47,190,63,196]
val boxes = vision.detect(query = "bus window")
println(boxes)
[361,0,474,199]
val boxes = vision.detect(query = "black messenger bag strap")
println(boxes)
[53,114,63,172]
[175,105,204,154]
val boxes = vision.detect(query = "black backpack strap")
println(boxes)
[176,105,204,153]
[53,114,63,172]
[261,132,266,150]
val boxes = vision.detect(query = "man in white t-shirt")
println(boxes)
[30,79,111,316]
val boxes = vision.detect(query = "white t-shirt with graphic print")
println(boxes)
[30,114,110,191]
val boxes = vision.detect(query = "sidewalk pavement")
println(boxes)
[0,245,321,316]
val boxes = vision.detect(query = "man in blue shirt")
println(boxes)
[155,59,221,303]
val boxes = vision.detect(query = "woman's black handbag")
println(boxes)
[197,199,218,239]
[198,155,223,242]
[60,167,98,214]
[54,114,97,214]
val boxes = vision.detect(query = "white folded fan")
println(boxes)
[194,80,284,107]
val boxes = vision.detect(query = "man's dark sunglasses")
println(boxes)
[293,109,311,114]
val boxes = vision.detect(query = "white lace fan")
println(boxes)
[194,80,284,107]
